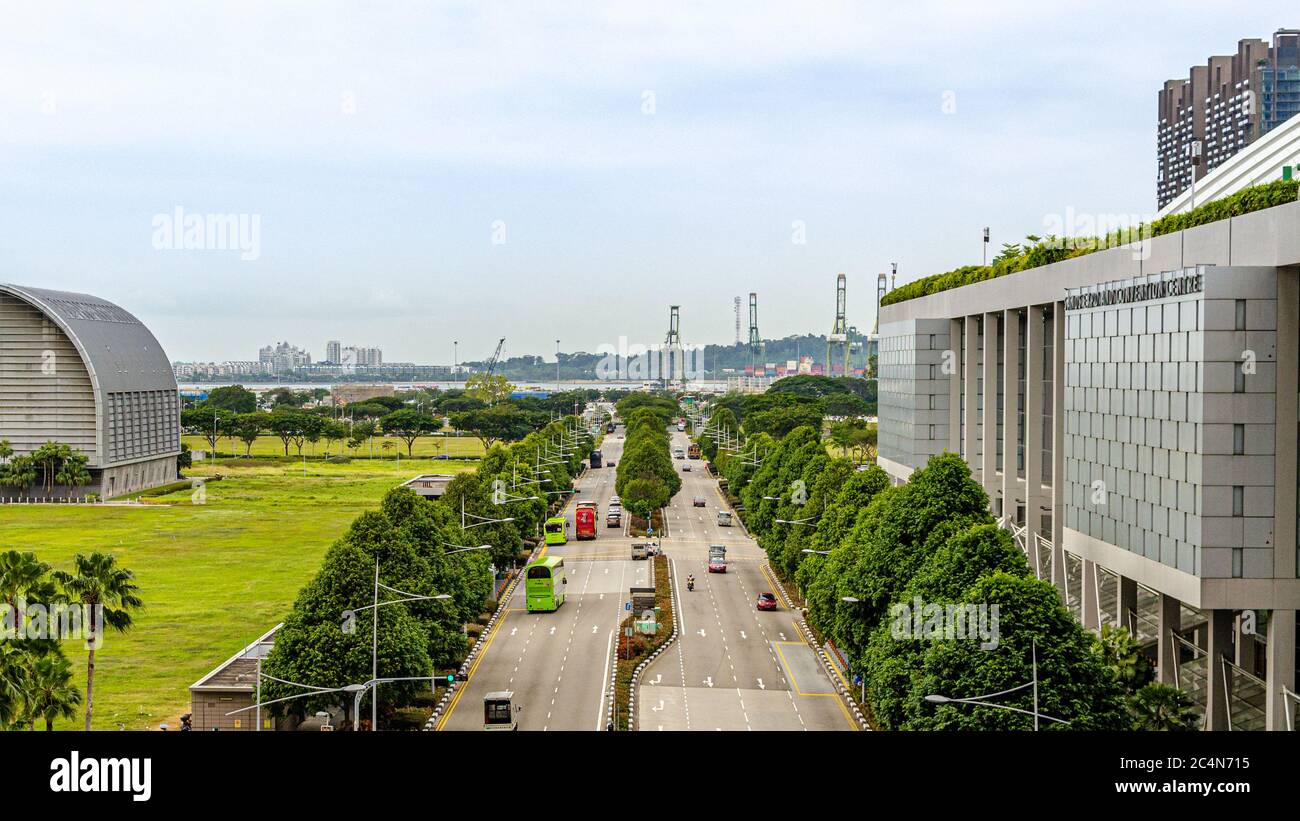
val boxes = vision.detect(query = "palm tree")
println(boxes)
[0,644,29,727]
[1097,624,1154,694]
[52,553,143,731]
[1129,682,1201,731]
[0,550,51,638]
[24,650,82,731]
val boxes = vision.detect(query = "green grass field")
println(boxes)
[3,454,477,730]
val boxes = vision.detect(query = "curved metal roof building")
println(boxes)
[0,283,180,497]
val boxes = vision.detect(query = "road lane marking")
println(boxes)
[774,641,858,731]
[436,607,521,730]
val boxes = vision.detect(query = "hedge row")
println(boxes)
[881,179,1300,308]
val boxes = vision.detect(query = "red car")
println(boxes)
[708,557,726,573]
[756,593,778,611]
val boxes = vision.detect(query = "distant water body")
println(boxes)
[178,380,732,393]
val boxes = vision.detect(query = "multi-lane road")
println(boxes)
[438,422,855,731]
[636,430,856,731]
[437,424,643,730]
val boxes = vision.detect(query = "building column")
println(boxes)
[981,312,999,511]
[948,318,962,454]
[1023,305,1044,577]
[1157,593,1182,685]
[1204,608,1235,731]
[1266,609,1297,731]
[1080,560,1100,631]
[963,317,979,471]
[1001,308,1021,526]
[1117,575,1138,632]
[1050,302,1067,598]
[1237,615,1258,669]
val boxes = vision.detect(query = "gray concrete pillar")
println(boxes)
[1002,308,1021,525]
[1023,305,1044,577]
[963,317,979,471]
[1266,609,1296,731]
[1117,575,1138,633]
[1236,615,1258,670]
[1204,608,1234,731]
[948,318,962,454]
[1050,303,1067,599]
[981,312,999,505]
[1157,593,1182,685]
[1080,559,1100,631]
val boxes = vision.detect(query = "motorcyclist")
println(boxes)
[687,574,695,591]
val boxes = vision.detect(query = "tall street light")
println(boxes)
[342,557,451,731]
[923,640,1069,730]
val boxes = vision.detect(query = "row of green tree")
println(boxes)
[613,394,682,523]
[185,384,605,457]
[0,550,142,730]
[0,441,91,496]
[727,427,1200,731]
[261,414,596,726]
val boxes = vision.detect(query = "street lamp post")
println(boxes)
[923,640,1068,730]
[840,596,864,703]
[342,557,451,731]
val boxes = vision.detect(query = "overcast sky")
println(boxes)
[1,2,1294,363]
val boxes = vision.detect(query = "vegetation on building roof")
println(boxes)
[881,179,1299,308]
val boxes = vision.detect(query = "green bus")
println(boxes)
[544,516,568,545]
[525,556,567,612]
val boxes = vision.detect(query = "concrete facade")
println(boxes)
[878,201,1300,730]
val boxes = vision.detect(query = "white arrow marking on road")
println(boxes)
[510,627,518,636]
[757,678,765,690]
[550,626,557,635]
[740,631,747,639]
[592,624,598,633]
[650,674,661,685]
[779,632,787,641]
[704,677,714,688]
[599,593,604,600]
[697,629,706,637]
[651,700,664,712]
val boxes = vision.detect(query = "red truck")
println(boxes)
[575,501,598,540]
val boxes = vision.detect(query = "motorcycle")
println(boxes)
[687,577,695,592]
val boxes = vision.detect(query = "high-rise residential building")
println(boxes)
[1158,30,1300,209]
[325,340,342,363]
[258,341,311,374]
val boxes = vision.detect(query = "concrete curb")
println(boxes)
[761,561,871,731]
[615,557,678,731]
[424,567,524,731]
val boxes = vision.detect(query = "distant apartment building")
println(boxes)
[258,341,312,374]
[172,360,272,380]
[1158,29,1300,209]
[340,345,383,368]
[325,340,342,363]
